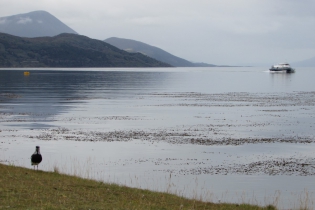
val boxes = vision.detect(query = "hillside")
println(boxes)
[0,11,77,37]
[0,33,171,67]
[104,37,216,67]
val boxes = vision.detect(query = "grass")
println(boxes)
[0,163,276,210]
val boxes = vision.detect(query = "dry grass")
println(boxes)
[0,163,276,210]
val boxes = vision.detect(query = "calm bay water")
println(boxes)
[1,67,315,209]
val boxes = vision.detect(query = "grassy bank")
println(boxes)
[0,163,275,209]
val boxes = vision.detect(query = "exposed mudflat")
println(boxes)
[26,126,315,145]
[160,157,315,176]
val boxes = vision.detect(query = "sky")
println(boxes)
[1,0,315,66]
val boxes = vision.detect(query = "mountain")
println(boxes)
[291,56,315,67]
[0,11,77,37]
[104,37,216,67]
[193,62,218,67]
[0,32,171,67]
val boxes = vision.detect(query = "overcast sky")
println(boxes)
[1,0,314,65]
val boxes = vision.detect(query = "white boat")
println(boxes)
[269,63,295,72]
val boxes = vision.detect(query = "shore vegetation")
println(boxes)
[0,163,276,209]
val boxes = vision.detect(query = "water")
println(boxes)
[1,67,315,209]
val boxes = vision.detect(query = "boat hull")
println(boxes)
[269,67,295,73]
[269,63,295,73]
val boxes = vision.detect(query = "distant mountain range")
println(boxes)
[0,11,77,37]
[291,56,315,67]
[0,10,314,67]
[0,33,171,67]
[104,37,216,67]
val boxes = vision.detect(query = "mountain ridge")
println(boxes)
[0,32,171,67]
[0,11,77,37]
[104,37,216,67]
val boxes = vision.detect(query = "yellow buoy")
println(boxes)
[24,71,30,76]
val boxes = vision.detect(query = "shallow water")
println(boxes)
[1,67,315,209]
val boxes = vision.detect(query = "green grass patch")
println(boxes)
[0,163,276,209]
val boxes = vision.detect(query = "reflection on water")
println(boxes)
[269,71,295,88]
[0,70,173,128]
[1,67,315,209]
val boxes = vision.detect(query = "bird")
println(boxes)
[31,146,42,170]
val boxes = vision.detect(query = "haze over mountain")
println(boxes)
[291,56,315,67]
[0,11,77,37]
[104,37,216,67]
[0,32,170,67]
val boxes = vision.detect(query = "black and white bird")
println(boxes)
[31,146,42,170]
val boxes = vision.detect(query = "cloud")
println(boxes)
[16,17,32,24]
[127,16,163,26]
